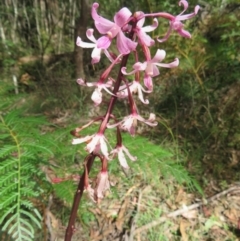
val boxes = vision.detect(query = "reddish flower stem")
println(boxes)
[64,154,95,241]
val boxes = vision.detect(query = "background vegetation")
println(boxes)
[0,0,240,240]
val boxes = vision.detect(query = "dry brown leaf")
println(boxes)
[224,208,238,224]
[180,219,190,241]
[176,188,185,203]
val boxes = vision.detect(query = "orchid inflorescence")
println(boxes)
[72,1,199,202]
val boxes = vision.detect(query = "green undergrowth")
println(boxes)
[50,122,202,228]
[0,82,54,240]
[0,110,56,240]
[0,83,202,240]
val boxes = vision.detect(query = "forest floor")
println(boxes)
[50,173,240,241]
[42,109,240,241]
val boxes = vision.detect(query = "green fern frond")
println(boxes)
[0,158,17,172]
[53,180,76,206]
[120,133,202,193]
[0,110,54,240]
[21,143,53,155]
[0,145,17,158]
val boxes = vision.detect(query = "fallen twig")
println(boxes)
[133,185,240,235]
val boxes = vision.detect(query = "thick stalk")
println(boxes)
[64,154,96,241]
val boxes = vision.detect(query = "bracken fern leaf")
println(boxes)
[0,110,54,240]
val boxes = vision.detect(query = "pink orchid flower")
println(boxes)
[117,80,151,104]
[77,78,114,106]
[91,2,137,54]
[108,113,157,136]
[76,29,114,64]
[122,49,179,91]
[135,16,158,46]
[158,0,200,42]
[87,133,109,158]
[72,133,109,158]
[95,170,110,199]
[110,144,137,169]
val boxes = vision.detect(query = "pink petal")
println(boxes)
[85,81,97,87]
[136,113,158,126]
[72,135,93,145]
[118,149,129,169]
[144,74,153,91]
[172,21,184,31]
[141,18,158,32]
[121,66,137,76]
[86,134,109,158]
[91,88,102,106]
[114,7,132,27]
[177,2,200,21]
[148,113,156,122]
[86,135,100,153]
[177,28,191,38]
[76,78,86,86]
[133,62,147,71]
[134,82,150,104]
[121,116,136,135]
[91,47,101,64]
[137,17,145,28]
[97,36,111,49]
[151,49,166,63]
[155,58,179,68]
[137,30,155,46]
[178,0,188,15]
[103,49,115,62]
[101,84,116,97]
[99,136,109,158]
[107,25,120,38]
[116,31,137,54]
[145,63,154,76]
[122,145,137,161]
[152,65,160,77]
[95,171,110,199]
[92,3,115,34]
[86,29,97,43]
[76,37,95,48]
[107,121,123,129]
